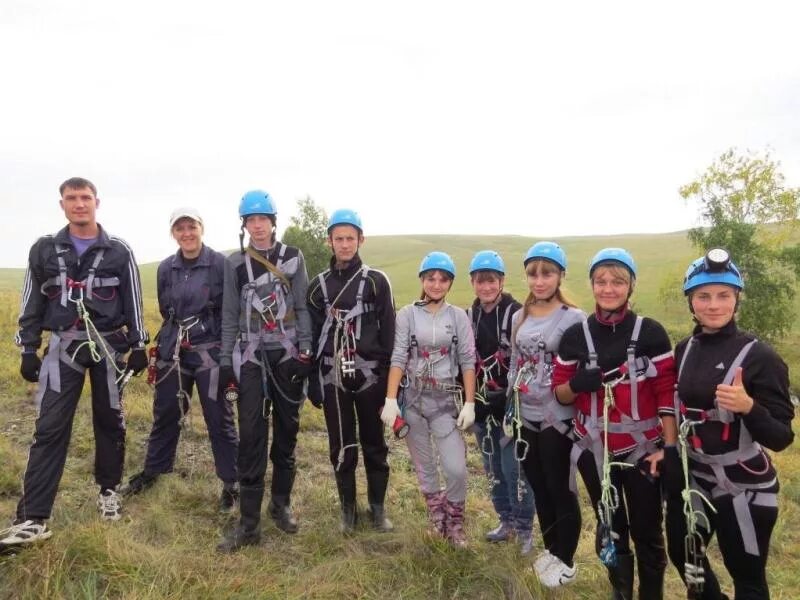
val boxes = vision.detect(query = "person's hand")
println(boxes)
[290,351,314,382]
[126,348,148,375]
[20,352,41,383]
[456,403,476,431]
[219,365,238,398]
[716,367,754,414]
[381,397,400,427]
[568,366,603,394]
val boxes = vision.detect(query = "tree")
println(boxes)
[680,148,800,342]
[282,195,329,279]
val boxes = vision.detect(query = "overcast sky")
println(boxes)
[2,1,799,268]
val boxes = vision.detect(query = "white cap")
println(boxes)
[169,207,203,228]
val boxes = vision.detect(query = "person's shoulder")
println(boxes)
[563,306,586,322]
[107,233,138,258]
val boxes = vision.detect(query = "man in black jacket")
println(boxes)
[1,177,148,550]
[307,209,395,534]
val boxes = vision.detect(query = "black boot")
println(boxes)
[269,469,298,534]
[335,471,358,535]
[217,485,263,553]
[607,552,635,600]
[365,470,393,532]
[119,471,159,497]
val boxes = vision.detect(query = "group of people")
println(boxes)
[0,177,795,600]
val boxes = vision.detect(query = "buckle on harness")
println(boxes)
[66,278,85,302]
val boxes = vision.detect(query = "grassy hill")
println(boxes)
[0,232,798,599]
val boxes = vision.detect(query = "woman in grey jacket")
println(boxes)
[381,252,477,548]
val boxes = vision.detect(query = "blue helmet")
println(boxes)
[419,251,456,279]
[239,190,277,218]
[524,241,567,271]
[683,249,744,294]
[469,250,505,275]
[589,247,637,278]
[328,208,363,233]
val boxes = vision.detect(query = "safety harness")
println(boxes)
[404,304,464,424]
[674,338,774,565]
[312,265,378,470]
[232,245,301,417]
[469,300,514,485]
[37,244,128,410]
[570,316,659,492]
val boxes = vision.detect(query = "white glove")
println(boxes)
[456,402,476,431]
[381,397,400,428]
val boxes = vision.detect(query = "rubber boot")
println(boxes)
[216,485,263,553]
[607,552,635,600]
[335,471,358,535]
[366,470,393,532]
[423,491,447,538]
[445,499,467,549]
[269,468,298,534]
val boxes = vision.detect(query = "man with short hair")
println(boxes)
[1,177,148,550]
[307,209,395,534]
[216,189,313,553]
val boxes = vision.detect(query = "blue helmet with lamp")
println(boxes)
[683,248,744,294]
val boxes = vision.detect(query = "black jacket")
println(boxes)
[467,292,520,389]
[16,224,148,351]
[155,245,225,357]
[307,254,395,365]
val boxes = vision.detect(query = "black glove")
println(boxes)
[662,445,684,497]
[126,348,148,375]
[290,353,314,382]
[219,364,237,391]
[568,366,603,394]
[20,352,42,383]
[486,389,508,422]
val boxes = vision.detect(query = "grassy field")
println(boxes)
[0,232,798,599]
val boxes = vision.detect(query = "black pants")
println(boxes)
[321,372,389,498]
[237,350,303,497]
[578,449,667,574]
[665,490,777,599]
[520,423,581,567]
[144,350,238,484]
[17,346,125,520]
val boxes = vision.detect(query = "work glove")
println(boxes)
[662,445,685,497]
[126,348,149,375]
[456,402,476,431]
[20,352,42,383]
[306,372,323,409]
[381,397,401,428]
[568,366,603,394]
[218,365,238,398]
[290,351,314,383]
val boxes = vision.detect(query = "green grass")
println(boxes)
[1,232,798,599]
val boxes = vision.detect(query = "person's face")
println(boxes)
[591,266,631,311]
[245,214,273,245]
[526,265,561,301]
[328,225,363,263]
[60,186,99,227]
[421,270,452,301]
[471,272,502,304]
[172,218,203,257]
[690,284,738,330]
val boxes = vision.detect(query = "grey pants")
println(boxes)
[404,390,467,503]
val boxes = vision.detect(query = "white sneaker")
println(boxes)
[533,549,556,576]
[97,489,122,521]
[538,557,577,589]
[0,520,53,547]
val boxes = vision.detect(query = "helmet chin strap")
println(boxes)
[481,290,503,308]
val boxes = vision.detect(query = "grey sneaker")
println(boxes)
[0,519,52,549]
[97,489,122,521]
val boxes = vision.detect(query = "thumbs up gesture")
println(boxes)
[716,367,754,414]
